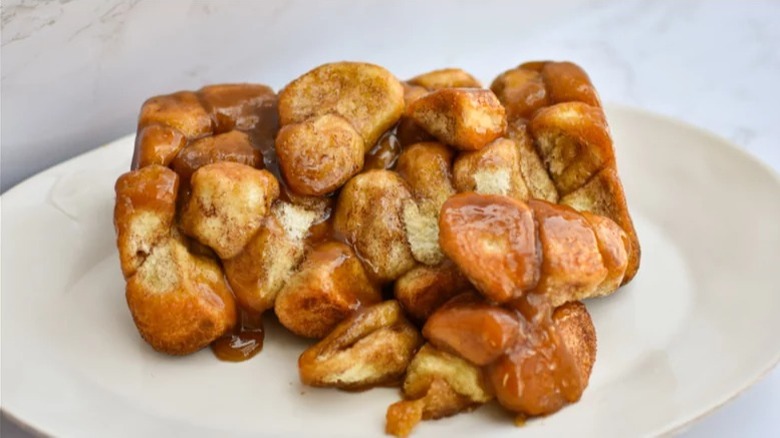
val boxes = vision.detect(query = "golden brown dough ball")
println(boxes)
[138,91,213,139]
[171,130,262,181]
[114,165,179,278]
[275,114,365,196]
[180,162,279,259]
[528,200,607,306]
[452,137,530,201]
[333,170,416,282]
[223,202,318,313]
[408,68,481,90]
[298,301,422,389]
[125,235,237,355]
[279,62,404,148]
[406,88,506,151]
[275,242,381,338]
[132,124,186,169]
[394,262,469,321]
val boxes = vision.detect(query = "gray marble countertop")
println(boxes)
[2,0,778,436]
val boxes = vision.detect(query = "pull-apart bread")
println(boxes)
[113,61,640,435]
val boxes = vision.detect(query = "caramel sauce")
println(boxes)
[487,292,583,416]
[174,181,192,219]
[131,124,187,170]
[396,117,435,147]
[304,217,334,249]
[302,216,349,249]
[115,165,180,213]
[211,309,265,362]
[528,199,606,298]
[364,129,401,171]
[170,130,262,181]
[438,193,540,303]
[200,83,277,134]
[247,96,280,153]
[422,293,520,366]
[132,86,280,176]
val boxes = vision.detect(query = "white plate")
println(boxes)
[2,105,779,437]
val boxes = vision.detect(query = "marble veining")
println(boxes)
[2,0,778,196]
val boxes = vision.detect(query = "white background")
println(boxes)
[1,0,778,436]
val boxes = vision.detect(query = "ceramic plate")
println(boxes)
[2,105,779,437]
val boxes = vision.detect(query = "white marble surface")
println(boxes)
[1,0,778,436]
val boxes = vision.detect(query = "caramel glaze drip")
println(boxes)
[212,309,265,362]
[364,128,401,171]
[485,292,584,417]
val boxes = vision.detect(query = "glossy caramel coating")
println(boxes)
[298,301,422,389]
[132,124,187,169]
[199,83,276,133]
[114,165,179,278]
[560,167,640,283]
[115,64,641,430]
[394,262,470,321]
[275,242,381,339]
[423,293,520,366]
[517,60,548,72]
[486,296,594,417]
[211,310,265,362]
[138,91,213,139]
[364,129,402,171]
[490,68,548,121]
[492,60,639,284]
[276,114,365,196]
[438,193,626,307]
[406,88,506,151]
[279,62,404,148]
[581,211,629,297]
[389,296,596,433]
[439,193,539,303]
[528,200,607,306]
[539,62,601,109]
[491,61,600,120]
[171,130,262,181]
